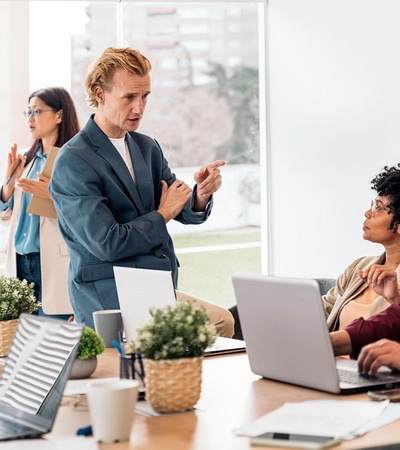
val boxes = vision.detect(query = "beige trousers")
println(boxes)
[175,290,234,338]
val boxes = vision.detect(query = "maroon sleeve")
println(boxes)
[345,303,400,358]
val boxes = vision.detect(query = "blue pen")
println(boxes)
[112,339,124,356]
[77,425,92,436]
[5,160,22,185]
[5,152,28,185]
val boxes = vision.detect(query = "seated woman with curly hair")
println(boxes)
[324,164,400,331]
[231,164,400,338]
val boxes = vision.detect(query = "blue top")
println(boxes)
[0,146,48,255]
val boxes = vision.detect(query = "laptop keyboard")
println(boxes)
[338,368,398,386]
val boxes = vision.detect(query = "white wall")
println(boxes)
[266,0,400,279]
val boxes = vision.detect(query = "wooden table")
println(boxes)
[47,349,400,449]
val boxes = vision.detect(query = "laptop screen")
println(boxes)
[114,266,177,343]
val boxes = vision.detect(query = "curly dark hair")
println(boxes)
[370,164,400,232]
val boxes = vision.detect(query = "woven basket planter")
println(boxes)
[143,356,203,413]
[0,318,19,357]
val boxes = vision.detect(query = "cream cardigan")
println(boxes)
[0,157,72,314]
[323,253,399,331]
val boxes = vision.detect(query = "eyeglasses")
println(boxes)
[23,109,54,118]
[370,199,390,217]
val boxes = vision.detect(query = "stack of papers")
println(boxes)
[235,400,400,440]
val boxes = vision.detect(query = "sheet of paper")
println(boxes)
[345,402,400,439]
[64,378,118,396]
[64,378,198,418]
[1,437,98,449]
[235,400,390,438]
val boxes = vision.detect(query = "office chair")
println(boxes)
[229,277,336,340]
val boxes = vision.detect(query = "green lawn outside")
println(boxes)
[172,228,261,248]
[0,227,261,309]
[173,227,261,308]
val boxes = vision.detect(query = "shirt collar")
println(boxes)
[36,144,48,160]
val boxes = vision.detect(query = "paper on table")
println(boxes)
[345,401,400,439]
[64,378,118,396]
[1,437,98,449]
[235,400,390,439]
[64,378,199,418]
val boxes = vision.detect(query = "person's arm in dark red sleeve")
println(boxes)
[345,303,400,358]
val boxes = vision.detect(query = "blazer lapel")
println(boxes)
[84,117,147,215]
[125,133,154,211]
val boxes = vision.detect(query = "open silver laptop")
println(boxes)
[232,272,400,394]
[0,314,83,440]
[114,266,246,355]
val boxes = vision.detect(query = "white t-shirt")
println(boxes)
[109,136,136,182]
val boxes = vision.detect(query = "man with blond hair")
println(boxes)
[50,47,233,336]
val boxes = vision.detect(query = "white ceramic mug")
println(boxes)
[92,309,123,347]
[86,378,139,443]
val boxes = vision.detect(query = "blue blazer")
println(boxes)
[49,116,213,327]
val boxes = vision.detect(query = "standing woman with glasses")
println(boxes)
[0,87,80,318]
[324,165,400,331]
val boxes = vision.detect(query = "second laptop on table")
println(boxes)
[232,272,400,394]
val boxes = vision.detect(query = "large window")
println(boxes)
[0,1,263,308]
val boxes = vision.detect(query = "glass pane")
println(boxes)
[119,3,261,306]
[0,1,261,309]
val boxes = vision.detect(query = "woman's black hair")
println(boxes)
[24,87,80,164]
[371,164,400,232]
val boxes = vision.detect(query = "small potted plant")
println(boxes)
[132,301,217,413]
[0,275,38,357]
[69,326,106,379]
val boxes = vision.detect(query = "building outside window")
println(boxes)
[0,1,262,308]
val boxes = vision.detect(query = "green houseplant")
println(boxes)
[0,275,38,321]
[132,301,217,413]
[77,326,105,360]
[69,326,105,379]
[0,275,38,357]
